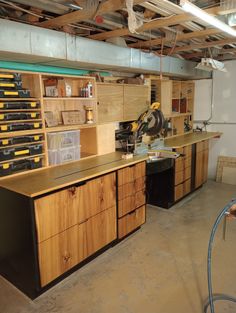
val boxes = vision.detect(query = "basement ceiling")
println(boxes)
[1,0,236,62]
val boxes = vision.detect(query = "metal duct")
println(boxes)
[0,19,210,78]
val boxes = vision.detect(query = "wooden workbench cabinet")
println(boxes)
[0,157,147,298]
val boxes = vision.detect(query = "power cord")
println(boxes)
[204,199,236,313]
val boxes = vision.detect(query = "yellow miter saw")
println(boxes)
[116,102,166,154]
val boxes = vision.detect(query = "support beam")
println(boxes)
[88,6,234,41]
[129,26,236,49]
[39,0,145,28]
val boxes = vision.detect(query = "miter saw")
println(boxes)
[116,102,166,155]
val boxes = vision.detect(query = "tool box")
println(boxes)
[0,81,23,89]
[0,112,40,121]
[0,73,21,81]
[0,122,42,132]
[0,101,39,110]
[0,89,31,98]
[0,144,43,161]
[0,156,43,176]
[0,134,43,147]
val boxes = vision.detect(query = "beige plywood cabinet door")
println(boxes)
[123,85,150,121]
[97,84,124,123]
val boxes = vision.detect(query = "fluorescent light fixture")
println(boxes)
[180,0,236,37]
[195,58,227,72]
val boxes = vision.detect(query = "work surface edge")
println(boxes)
[164,131,221,148]
[0,152,148,198]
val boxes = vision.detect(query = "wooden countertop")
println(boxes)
[164,131,221,148]
[0,152,148,198]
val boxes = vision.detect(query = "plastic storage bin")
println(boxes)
[48,146,80,165]
[0,144,43,161]
[0,101,39,110]
[47,130,80,149]
[0,134,43,147]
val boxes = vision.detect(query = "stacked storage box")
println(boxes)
[47,130,81,165]
[0,72,44,177]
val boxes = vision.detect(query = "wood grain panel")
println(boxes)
[97,84,123,123]
[134,161,146,179]
[118,165,135,186]
[175,184,183,201]
[203,148,209,183]
[118,205,145,239]
[86,206,117,256]
[118,189,145,218]
[184,179,191,195]
[118,176,145,200]
[195,151,204,188]
[38,223,84,287]
[35,172,116,242]
[123,85,149,121]
[175,170,184,186]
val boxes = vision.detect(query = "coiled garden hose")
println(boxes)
[204,199,236,313]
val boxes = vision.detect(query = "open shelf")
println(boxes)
[45,124,96,133]
[43,97,96,101]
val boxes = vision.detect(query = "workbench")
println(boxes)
[0,131,221,298]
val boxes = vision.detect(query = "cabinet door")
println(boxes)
[97,84,123,123]
[118,162,145,186]
[203,147,209,183]
[86,206,117,255]
[123,85,149,121]
[35,172,116,242]
[195,150,204,188]
[38,223,85,287]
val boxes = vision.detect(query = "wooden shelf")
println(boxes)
[0,119,42,124]
[0,153,45,164]
[0,98,41,101]
[0,109,41,112]
[0,129,44,139]
[43,97,96,101]
[165,113,192,118]
[45,124,96,132]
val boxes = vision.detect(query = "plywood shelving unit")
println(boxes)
[0,69,98,178]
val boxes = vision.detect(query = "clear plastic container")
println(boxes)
[48,146,80,165]
[47,130,80,149]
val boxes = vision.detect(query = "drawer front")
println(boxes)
[175,156,191,173]
[185,166,191,180]
[175,145,192,157]
[86,206,117,256]
[174,184,183,201]
[184,179,191,195]
[38,206,116,287]
[118,161,145,186]
[175,170,184,185]
[118,205,146,239]
[203,140,209,150]
[118,189,145,218]
[118,176,145,200]
[38,223,83,287]
[196,141,204,153]
[35,172,116,243]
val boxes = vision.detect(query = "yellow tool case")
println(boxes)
[0,101,39,110]
[0,81,22,89]
[0,112,40,121]
[0,156,43,177]
[0,122,42,132]
[0,89,31,98]
[0,134,43,146]
[0,73,21,81]
[0,144,43,161]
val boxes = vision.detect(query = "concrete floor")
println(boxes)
[1,181,236,313]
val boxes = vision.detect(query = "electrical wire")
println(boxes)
[204,199,236,313]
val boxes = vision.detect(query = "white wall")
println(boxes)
[194,60,236,179]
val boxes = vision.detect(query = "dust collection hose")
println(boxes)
[204,199,236,313]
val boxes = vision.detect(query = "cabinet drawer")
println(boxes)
[174,184,183,201]
[118,189,145,218]
[175,156,191,173]
[118,161,145,186]
[184,179,191,195]
[196,141,204,153]
[38,223,83,287]
[118,205,146,239]
[118,176,145,200]
[38,206,116,287]
[35,172,116,243]
[175,170,184,185]
[175,145,192,158]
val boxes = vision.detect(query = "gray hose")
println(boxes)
[204,199,236,313]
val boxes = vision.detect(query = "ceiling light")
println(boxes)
[195,58,227,72]
[180,0,236,37]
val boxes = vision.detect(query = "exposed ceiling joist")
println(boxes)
[39,0,146,28]
[163,38,236,55]
[88,6,226,41]
[129,26,236,49]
